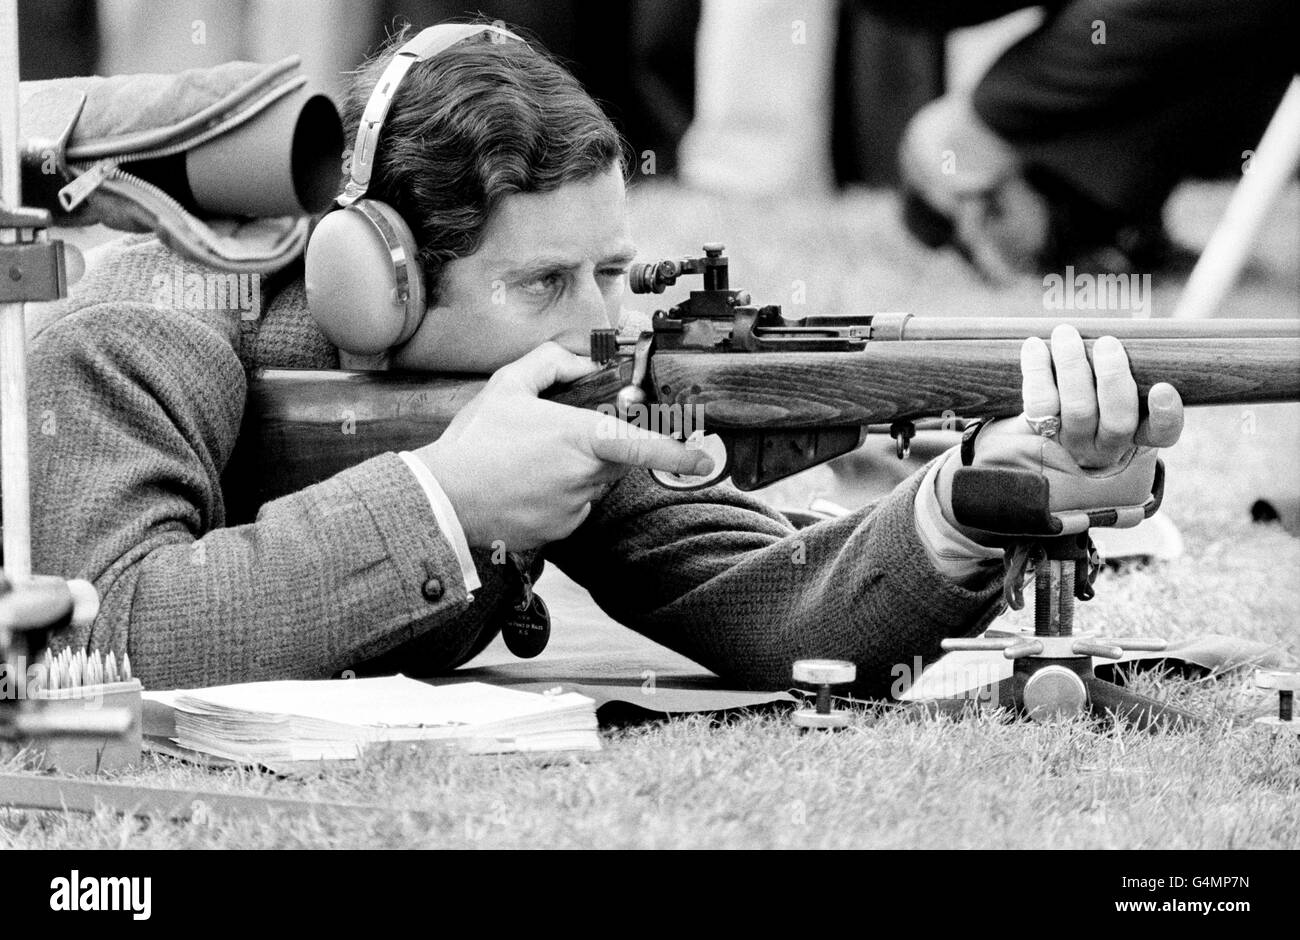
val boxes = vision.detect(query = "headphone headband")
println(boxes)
[338,23,524,207]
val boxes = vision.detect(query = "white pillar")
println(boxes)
[679,0,840,196]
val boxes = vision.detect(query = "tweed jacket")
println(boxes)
[13,235,1005,694]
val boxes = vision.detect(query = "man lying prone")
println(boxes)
[25,22,1183,694]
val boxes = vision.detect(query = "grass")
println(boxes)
[5,700,1299,849]
[3,180,1298,849]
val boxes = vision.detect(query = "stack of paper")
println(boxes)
[147,676,599,763]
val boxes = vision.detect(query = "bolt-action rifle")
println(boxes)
[223,244,1300,523]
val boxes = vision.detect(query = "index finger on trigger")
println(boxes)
[588,416,715,476]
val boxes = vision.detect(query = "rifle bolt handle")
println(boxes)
[615,385,647,416]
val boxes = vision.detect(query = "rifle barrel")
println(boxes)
[869,315,1300,342]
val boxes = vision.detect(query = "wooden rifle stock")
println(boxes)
[651,337,1300,429]
[222,319,1300,521]
[221,363,636,524]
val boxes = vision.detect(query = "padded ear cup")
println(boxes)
[305,199,426,355]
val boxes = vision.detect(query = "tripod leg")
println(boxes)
[1083,676,1204,731]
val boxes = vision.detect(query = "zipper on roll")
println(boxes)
[60,160,193,220]
[57,159,116,211]
[57,74,306,215]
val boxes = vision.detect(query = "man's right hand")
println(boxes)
[415,343,715,551]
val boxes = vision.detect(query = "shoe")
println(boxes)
[899,96,1195,279]
[898,95,1051,282]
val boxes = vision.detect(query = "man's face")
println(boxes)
[390,163,634,372]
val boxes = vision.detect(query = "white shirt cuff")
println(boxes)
[913,454,1004,584]
[397,451,482,595]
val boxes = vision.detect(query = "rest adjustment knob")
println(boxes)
[792,659,856,730]
[1255,668,1300,736]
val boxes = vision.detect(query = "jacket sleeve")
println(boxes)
[25,301,480,689]
[545,469,1007,696]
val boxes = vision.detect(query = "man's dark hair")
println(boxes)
[339,22,629,301]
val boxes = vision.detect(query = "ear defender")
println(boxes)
[305,199,425,354]
[304,23,524,357]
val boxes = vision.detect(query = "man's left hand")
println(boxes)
[935,324,1185,541]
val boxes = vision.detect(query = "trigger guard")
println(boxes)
[649,433,729,491]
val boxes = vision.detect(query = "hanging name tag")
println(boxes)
[503,593,550,659]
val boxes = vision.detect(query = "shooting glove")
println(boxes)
[936,416,1163,540]
[19,57,341,273]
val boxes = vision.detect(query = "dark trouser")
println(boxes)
[974,0,1297,218]
[870,0,1297,219]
